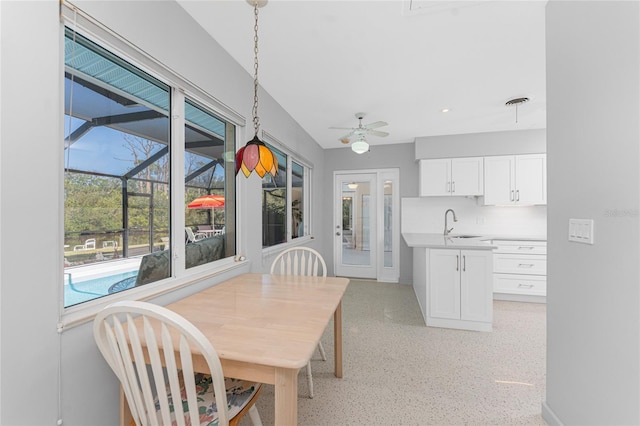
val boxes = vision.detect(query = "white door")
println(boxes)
[515,154,546,205]
[483,155,515,205]
[334,173,377,278]
[428,249,461,320]
[460,249,493,322]
[419,159,450,196]
[451,157,484,196]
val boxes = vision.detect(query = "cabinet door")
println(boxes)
[451,157,484,196]
[515,154,546,205]
[483,156,514,205]
[460,250,493,323]
[419,159,450,196]
[428,249,460,319]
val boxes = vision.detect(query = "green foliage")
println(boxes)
[64,173,170,247]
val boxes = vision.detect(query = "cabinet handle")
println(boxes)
[518,246,535,250]
[517,283,534,288]
[452,181,456,193]
[456,255,459,271]
[463,255,466,271]
[518,263,535,268]
[447,181,450,193]
[516,190,520,201]
[510,190,515,201]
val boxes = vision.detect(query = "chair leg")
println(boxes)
[306,361,314,399]
[248,405,262,426]
[318,341,327,361]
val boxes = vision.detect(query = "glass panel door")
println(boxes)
[335,173,377,278]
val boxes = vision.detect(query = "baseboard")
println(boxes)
[541,401,563,426]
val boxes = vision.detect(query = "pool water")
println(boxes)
[64,270,138,307]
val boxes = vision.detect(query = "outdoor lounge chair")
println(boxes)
[73,238,96,251]
[185,227,206,243]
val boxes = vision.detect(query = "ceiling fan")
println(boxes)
[330,113,389,144]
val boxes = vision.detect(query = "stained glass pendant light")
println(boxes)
[236,0,278,178]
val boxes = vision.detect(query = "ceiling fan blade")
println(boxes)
[363,121,388,130]
[340,132,354,140]
[329,126,356,131]
[367,130,389,137]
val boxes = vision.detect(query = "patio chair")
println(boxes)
[73,238,96,251]
[93,301,263,426]
[270,246,327,398]
[185,227,206,244]
[102,240,118,248]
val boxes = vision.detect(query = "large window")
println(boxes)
[63,26,236,307]
[262,140,310,248]
[184,99,236,268]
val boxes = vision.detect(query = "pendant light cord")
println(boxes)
[252,3,260,138]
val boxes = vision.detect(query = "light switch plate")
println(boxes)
[569,218,594,244]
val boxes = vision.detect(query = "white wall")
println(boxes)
[544,1,640,424]
[402,197,546,238]
[0,1,326,424]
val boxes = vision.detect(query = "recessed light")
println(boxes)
[441,108,450,113]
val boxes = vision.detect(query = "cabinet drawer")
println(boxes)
[494,274,546,296]
[494,254,546,275]
[492,240,547,255]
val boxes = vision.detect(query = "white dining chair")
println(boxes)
[270,246,327,398]
[93,300,263,426]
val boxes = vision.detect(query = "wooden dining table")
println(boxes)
[120,272,349,425]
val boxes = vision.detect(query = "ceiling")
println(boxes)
[177,0,547,151]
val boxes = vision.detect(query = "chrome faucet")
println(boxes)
[444,209,458,236]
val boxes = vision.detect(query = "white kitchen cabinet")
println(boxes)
[428,248,493,331]
[493,239,547,302]
[483,154,546,205]
[419,157,483,197]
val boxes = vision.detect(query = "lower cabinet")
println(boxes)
[427,249,493,332]
[492,240,547,302]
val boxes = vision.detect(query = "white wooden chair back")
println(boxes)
[270,247,327,277]
[93,301,231,426]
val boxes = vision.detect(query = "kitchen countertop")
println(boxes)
[403,233,547,250]
[402,233,497,250]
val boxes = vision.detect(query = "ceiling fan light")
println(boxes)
[351,139,369,154]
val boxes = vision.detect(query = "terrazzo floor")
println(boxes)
[240,279,547,426]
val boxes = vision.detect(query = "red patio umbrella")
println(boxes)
[187,194,225,209]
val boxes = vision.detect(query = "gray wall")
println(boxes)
[544,1,640,424]
[323,130,547,285]
[0,1,325,424]
[415,128,546,159]
[324,143,419,284]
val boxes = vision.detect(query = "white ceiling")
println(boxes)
[177,0,547,150]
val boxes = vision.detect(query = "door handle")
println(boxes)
[456,255,459,271]
[510,190,515,201]
[516,190,520,201]
[336,232,341,236]
[463,255,466,272]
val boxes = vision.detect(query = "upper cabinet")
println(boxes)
[483,154,546,205]
[419,157,484,197]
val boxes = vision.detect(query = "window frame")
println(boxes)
[261,132,313,255]
[60,2,247,328]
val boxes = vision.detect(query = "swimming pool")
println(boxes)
[64,270,138,307]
